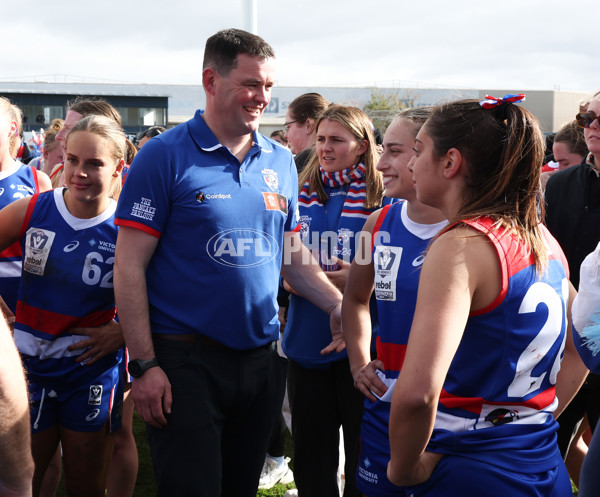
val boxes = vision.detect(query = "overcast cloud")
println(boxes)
[2,0,597,93]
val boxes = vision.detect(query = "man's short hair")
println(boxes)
[203,28,275,76]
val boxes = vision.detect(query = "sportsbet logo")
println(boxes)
[206,229,279,268]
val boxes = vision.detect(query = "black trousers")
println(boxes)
[267,411,288,457]
[147,337,287,497]
[288,358,364,497]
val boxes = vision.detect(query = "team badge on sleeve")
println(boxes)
[130,197,156,222]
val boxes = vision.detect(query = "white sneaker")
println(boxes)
[283,490,298,497]
[258,456,294,489]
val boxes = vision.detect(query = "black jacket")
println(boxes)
[544,155,600,288]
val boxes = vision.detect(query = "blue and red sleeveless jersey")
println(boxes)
[0,163,41,312]
[360,201,446,431]
[14,189,120,384]
[429,217,570,473]
[371,201,447,379]
[356,202,446,496]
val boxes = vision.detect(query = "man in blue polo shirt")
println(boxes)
[113,28,344,497]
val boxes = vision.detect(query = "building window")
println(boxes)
[116,107,167,128]
[21,105,64,129]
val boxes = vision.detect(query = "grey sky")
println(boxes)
[3,0,597,93]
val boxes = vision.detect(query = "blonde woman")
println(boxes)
[343,108,447,497]
[282,104,389,497]
[0,115,126,497]
[0,98,51,314]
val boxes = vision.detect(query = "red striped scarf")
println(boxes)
[299,163,370,221]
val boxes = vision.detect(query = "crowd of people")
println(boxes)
[1,27,600,497]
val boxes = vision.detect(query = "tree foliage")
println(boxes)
[363,88,421,132]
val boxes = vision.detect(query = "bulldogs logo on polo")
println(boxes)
[262,168,279,192]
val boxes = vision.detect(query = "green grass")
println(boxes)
[129,412,157,496]
[257,482,296,497]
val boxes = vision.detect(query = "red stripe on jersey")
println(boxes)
[518,386,556,410]
[20,193,41,240]
[114,219,161,238]
[30,166,40,191]
[0,241,22,259]
[376,336,407,372]
[467,221,568,317]
[371,204,392,254]
[16,300,116,336]
[439,386,556,414]
[439,389,485,414]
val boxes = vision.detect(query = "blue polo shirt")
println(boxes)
[115,110,299,349]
